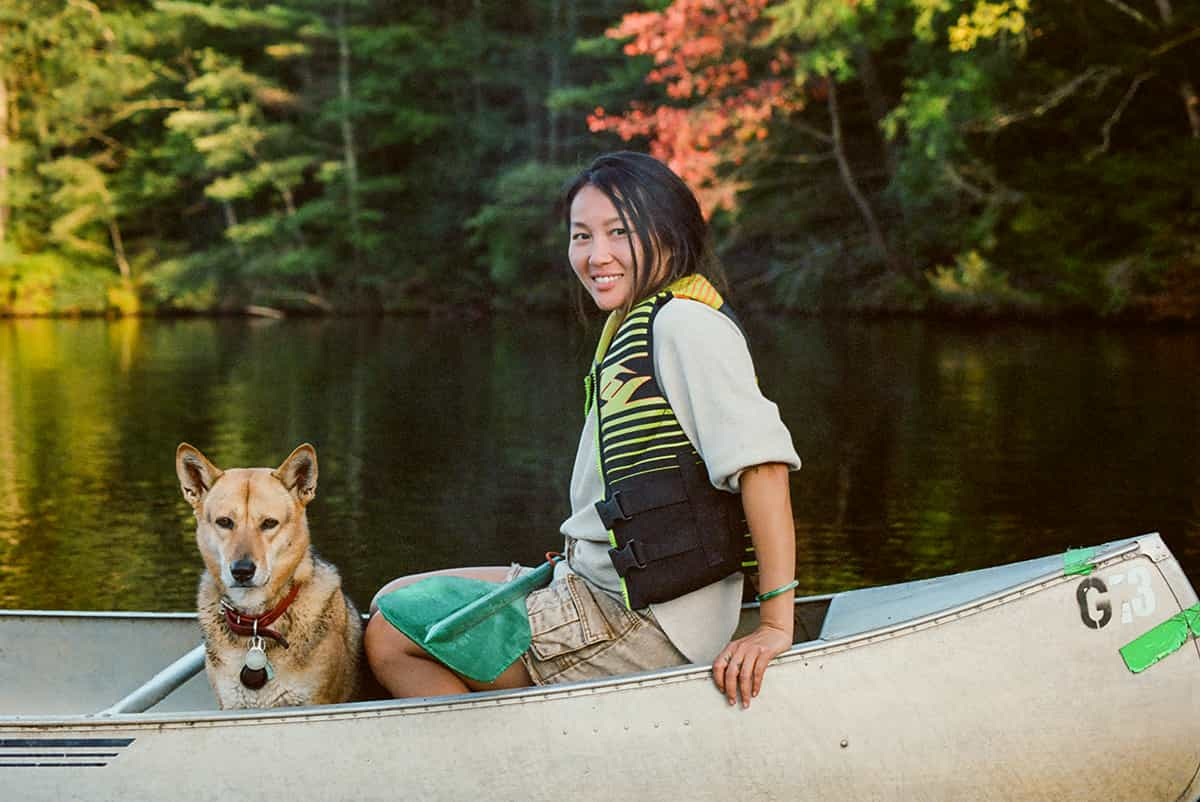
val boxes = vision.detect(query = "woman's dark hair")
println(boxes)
[561,151,725,314]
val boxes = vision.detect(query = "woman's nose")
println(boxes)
[588,239,612,265]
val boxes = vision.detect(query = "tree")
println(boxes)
[591,0,1198,316]
[1,2,170,289]
[591,0,903,272]
[589,0,800,215]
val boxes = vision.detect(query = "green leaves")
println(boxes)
[1,0,1194,317]
[40,158,116,249]
[466,161,576,293]
[154,2,289,32]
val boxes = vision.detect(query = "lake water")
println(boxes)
[1,315,1197,612]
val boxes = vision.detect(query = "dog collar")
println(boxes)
[221,582,302,649]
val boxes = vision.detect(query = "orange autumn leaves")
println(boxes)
[589,0,802,216]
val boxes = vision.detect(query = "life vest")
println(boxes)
[585,274,754,610]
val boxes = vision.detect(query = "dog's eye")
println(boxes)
[215,517,234,530]
[261,518,279,531]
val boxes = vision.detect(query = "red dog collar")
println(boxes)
[221,583,302,649]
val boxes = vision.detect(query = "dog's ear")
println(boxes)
[274,443,318,506]
[176,443,222,510]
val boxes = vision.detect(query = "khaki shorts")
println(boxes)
[509,567,688,686]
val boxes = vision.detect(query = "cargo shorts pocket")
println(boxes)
[525,574,637,663]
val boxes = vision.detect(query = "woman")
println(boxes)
[364,152,800,709]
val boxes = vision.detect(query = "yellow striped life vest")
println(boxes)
[585,274,753,610]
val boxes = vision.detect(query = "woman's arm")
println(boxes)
[712,462,796,709]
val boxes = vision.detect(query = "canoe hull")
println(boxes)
[3,534,1199,801]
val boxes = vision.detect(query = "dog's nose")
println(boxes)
[230,559,256,584]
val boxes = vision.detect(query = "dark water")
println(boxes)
[1,316,1197,612]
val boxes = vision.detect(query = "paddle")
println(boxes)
[374,554,563,683]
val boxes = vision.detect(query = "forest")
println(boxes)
[0,0,1197,320]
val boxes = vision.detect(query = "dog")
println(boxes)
[176,442,362,709]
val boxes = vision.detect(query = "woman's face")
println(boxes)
[568,184,643,312]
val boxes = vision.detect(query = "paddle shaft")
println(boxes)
[425,560,556,643]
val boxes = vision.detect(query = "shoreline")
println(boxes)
[3,303,1199,329]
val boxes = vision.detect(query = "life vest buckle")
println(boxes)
[595,491,632,530]
[609,539,648,575]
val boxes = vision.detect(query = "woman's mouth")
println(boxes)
[592,273,623,286]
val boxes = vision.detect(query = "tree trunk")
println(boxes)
[1180,81,1200,138]
[278,184,321,292]
[221,201,244,259]
[472,0,484,130]
[854,47,898,179]
[1153,0,1200,137]
[280,186,298,219]
[547,0,563,162]
[108,219,131,280]
[525,51,540,159]
[827,81,892,268]
[335,0,365,270]
[0,75,9,244]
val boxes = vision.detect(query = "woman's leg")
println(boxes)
[364,566,535,698]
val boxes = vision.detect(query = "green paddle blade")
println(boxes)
[375,558,558,683]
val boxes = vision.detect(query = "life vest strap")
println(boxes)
[609,538,699,577]
[594,468,688,529]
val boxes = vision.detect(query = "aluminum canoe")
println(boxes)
[2,532,1198,801]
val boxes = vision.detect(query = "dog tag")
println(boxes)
[240,665,268,689]
[240,637,273,689]
[245,640,269,671]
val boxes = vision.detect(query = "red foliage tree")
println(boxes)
[589,0,801,215]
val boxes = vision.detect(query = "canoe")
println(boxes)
[3,531,1199,802]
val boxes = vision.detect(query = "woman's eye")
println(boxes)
[215,517,234,530]
[610,227,627,237]
[261,518,279,531]
[570,232,589,241]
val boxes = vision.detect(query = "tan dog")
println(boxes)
[176,443,362,709]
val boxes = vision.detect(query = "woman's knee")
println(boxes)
[364,613,423,666]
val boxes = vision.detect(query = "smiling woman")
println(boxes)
[365,152,802,709]
[562,152,719,315]
[568,185,639,311]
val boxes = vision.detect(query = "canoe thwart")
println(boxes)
[96,643,206,716]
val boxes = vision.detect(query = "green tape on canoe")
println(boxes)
[1063,547,1097,576]
[1119,604,1200,674]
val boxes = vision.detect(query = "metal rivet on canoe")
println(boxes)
[840,739,849,748]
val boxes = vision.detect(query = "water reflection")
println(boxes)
[749,318,1200,593]
[1,316,1197,612]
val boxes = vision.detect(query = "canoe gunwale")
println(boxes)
[1,537,1168,730]
[0,609,199,621]
[796,539,1144,648]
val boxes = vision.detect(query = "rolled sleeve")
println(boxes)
[652,300,801,492]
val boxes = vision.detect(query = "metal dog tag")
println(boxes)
[245,637,268,670]
[240,636,273,689]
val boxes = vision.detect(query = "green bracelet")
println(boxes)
[755,579,799,602]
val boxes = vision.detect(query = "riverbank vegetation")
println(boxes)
[1,0,1196,320]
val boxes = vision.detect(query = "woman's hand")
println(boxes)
[717,462,797,709]
[712,622,793,709]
